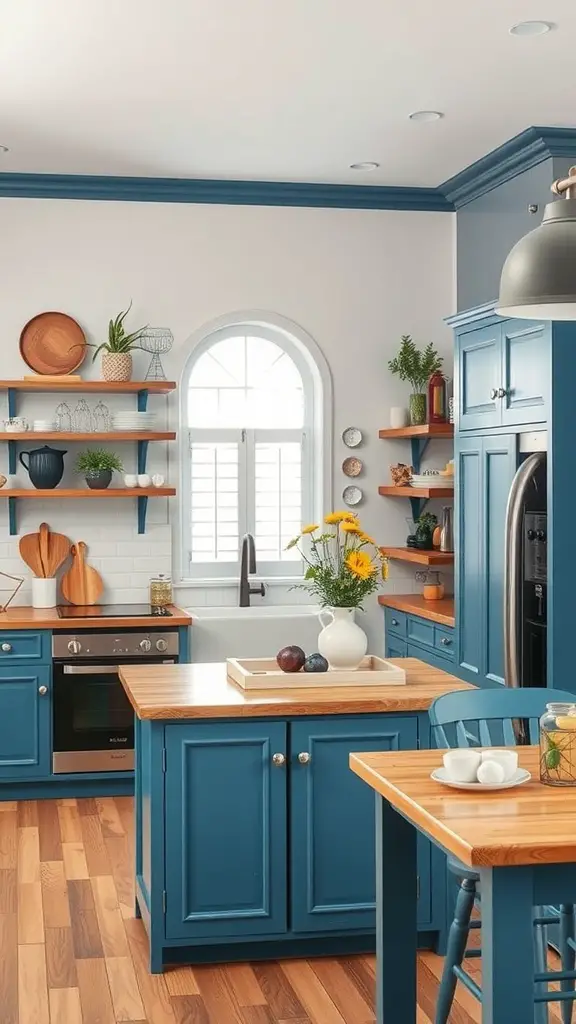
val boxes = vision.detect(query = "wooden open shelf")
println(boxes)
[378,485,454,499]
[379,594,455,628]
[0,380,176,394]
[0,431,176,442]
[380,547,454,566]
[0,488,175,499]
[378,424,453,439]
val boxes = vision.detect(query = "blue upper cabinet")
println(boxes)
[0,666,51,779]
[453,307,549,431]
[164,720,287,941]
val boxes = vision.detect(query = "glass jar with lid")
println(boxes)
[149,574,173,611]
[540,702,576,786]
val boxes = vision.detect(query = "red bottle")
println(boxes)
[427,371,447,424]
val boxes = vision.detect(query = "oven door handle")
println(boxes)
[62,665,120,675]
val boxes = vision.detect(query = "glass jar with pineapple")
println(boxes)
[540,703,576,785]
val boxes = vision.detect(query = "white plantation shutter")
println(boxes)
[184,326,317,579]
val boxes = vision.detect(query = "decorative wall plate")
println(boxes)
[342,426,363,448]
[342,485,363,506]
[342,456,363,478]
[19,312,87,375]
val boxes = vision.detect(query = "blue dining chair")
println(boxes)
[429,687,576,1024]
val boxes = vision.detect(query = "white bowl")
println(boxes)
[480,748,518,781]
[442,749,482,783]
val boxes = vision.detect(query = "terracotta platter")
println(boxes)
[19,311,87,375]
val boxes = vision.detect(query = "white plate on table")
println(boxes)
[430,767,532,791]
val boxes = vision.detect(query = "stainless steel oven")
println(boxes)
[52,630,179,773]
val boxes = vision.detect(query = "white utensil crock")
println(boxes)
[32,577,57,609]
[317,607,368,670]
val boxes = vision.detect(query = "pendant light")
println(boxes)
[496,166,576,319]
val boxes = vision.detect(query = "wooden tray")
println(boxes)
[19,311,87,375]
[227,655,406,690]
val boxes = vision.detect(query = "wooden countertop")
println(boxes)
[0,605,191,630]
[379,594,455,627]
[118,657,474,720]
[350,747,576,868]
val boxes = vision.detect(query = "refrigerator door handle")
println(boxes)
[503,451,545,689]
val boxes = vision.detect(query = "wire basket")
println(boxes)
[139,328,174,381]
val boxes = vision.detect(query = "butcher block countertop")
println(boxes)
[0,605,191,630]
[378,593,455,627]
[118,657,474,720]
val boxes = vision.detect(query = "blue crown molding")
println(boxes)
[0,171,452,212]
[441,126,576,209]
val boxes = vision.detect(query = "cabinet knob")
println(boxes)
[271,753,286,766]
[298,752,311,765]
[391,618,399,626]
[1,643,12,653]
[440,637,452,646]
[490,388,498,400]
[497,387,507,399]
[38,685,48,695]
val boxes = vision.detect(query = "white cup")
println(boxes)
[390,406,409,429]
[480,748,518,781]
[32,577,57,609]
[137,474,152,488]
[442,749,482,783]
[151,474,165,488]
[123,474,138,488]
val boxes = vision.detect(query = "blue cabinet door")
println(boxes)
[0,666,50,779]
[457,324,501,430]
[290,715,431,932]
[164,721,287,940]
[386,635,407,658]
[482,434,517,685]
[500,319,549,426]
[456,436,484,683]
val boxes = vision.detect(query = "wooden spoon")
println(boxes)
[39,522,49,579]
[19,531,45,578]
[41,525,71,578]
[61,542,103,606]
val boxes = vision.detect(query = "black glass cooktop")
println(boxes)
[57,604,172,619]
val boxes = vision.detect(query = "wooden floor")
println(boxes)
[0,796,568,1023]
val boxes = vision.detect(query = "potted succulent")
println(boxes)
[92,302,148,382]
[414,512,438,550]
[75,449,123,489]
[388,335,443,425]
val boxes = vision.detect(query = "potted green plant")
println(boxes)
[92,302,148,382]
[75,449,123,489]
[388,335,443,425]
[414,512,438,550]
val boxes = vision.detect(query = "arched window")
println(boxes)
[182,319,327,580]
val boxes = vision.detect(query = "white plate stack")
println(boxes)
[410,474,448,488]
[33,420,58,432]
[111,411,158,431]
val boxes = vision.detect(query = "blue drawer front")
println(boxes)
[0,631,51,662]
[407,617,435,649]
[434,626,455,661]
[384,609,407,637]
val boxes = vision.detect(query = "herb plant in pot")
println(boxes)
[388,335,443,426]
[92,302,148,382]
[76,449,123,490]
[414,512,438,550]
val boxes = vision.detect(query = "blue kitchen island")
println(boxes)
[119,658,473,972]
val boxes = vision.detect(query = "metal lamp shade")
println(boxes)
[497,198,576,320]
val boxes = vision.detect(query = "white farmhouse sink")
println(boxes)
[187,604,322,663]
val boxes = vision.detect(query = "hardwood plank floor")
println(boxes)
[0,795,569,1022]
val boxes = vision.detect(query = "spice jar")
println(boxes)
[149,574,173,612]
[539,702,576,786]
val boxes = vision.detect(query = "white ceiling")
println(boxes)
[1,0,575,186]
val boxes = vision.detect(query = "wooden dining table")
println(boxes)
[350,745,576,1024]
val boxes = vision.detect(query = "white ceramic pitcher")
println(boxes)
[317,607,368,670]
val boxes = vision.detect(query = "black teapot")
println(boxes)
[19,446,67,489]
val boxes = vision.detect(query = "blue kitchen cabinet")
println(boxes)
[455,433,517,687]
[385,609,455,669]
[290,715,432,933]
[164,720,287,940]
[386,635,407,658]
[0,666,51,779]
[453,308,549,431]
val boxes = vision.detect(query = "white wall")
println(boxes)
[0,197,455,650]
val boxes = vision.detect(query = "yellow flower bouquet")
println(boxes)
[286,511,388,609]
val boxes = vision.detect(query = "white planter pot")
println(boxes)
[317,606,368,670]
[32,577,57,609]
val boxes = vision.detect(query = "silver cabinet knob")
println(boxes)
[67,640,82,655]
[298,752,311,765]
[272,753,286,766]
[1,643,12,653]
[38,685,48,695]
[440,637,452,646]
[391,618,399,626]
[490,388,498,400]
[497,387,507,398]
[156,638,168,653]
[139,639,152,652]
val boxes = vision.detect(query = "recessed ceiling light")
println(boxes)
[409,110,444,123]
[349,161,380,171]
[509,20,554,35]
[0,146,9,154]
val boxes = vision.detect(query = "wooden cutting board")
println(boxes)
[61,542,103,605]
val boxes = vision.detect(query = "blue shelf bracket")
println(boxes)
[7,440,16,476]
[137,389,149,412]
[409,496,429,521]
[8,498,17,536]
[137,440,149,475]
[410,438,430,475]
[137,495,148,535]
[7,388,17,419]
